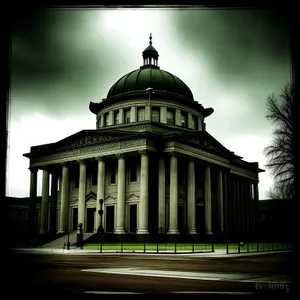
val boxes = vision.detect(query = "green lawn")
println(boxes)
[82,242,292,253]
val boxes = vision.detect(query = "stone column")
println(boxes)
[49,173,58,235]
[175,109,181,126]
[160,106,167,124]
[58,163,69,233]
[138,150,149,234]
[119,108,124,124]
[187,157,197,234]
[205,165,212,235]
[131,106,137,123]
[227,173,232,234]
[78,160,87,230]
[187,112,193,129]
[28,167,38,233]
[167,152,179,234]
[247,181,252,234]
[100,115,104,127]
[40,167,49,234]
[217,170,224,233]
[223,172,228,233]
[96,156,105,230]
[253,182,259,234]
[198,117,203,131]
[231,175,239,234]
[158,156,166,233]
[115,154,126,234]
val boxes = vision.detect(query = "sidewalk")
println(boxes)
[9,247,292,257]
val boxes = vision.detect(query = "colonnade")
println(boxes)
[29,151,258,237]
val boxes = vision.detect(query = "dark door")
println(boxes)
[87,208,96,233]
[106,206,114,232]
[196,205,205,234]
[178,205,184,233]
[129,204,137,233]
[73,208,78,231]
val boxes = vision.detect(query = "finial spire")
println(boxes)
[149,33,152,45]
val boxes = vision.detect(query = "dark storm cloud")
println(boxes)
[168,9,291,139]
[11,9,131,118]
[170,9,290,83]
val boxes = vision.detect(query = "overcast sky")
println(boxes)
[8,7,291,200]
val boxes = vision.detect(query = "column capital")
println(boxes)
[41,166,49,171]
[95,156,105,162]
[188,156,196,162]
[77,159,87,166]
[116,153,126,159]
[28,167,38,173]
[139,149,150,156]
[60,162,69,168]
[168,151,179,158]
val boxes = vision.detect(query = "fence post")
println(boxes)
[247,242,249,253]
[212,241,214,252]
[257,241,259,252]
[143,236,146,253]
[175,242,177,253]
[226,242,229,254]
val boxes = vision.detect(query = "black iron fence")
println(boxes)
[81,241,292,254]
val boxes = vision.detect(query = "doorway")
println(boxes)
[106,205,115,233]
[196,205,205,234]
[86,208,96,233]
[129,204,137,233]
[178,205,184,233]
[73,208,78,231]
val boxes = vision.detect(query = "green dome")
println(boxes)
[106,66,194,101]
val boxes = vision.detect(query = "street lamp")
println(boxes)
[146,87,154,123]
[98,199,104,234]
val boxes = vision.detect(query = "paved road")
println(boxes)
[7,250,293,297]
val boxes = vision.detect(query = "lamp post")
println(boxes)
[146,87,154,123]
[98,199,104,233]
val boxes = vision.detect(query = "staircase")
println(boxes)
[42,231,96,249]
[42,230,77,249]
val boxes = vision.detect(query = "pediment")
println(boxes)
[176,131,235,157]
[47,129,141,152]
[127,193,139,201]
[85,191,97,202]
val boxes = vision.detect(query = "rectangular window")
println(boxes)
[114,110,119,125]
[181,111,188,127]
[110,165,116,184]
[130,165,137,182]
[137,107,145,121]
[125,108,131,123]
[167,109,175,125]
[151,107,160,122]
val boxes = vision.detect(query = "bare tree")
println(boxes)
[264,83,295,200]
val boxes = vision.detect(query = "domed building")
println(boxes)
[24,35,264,243]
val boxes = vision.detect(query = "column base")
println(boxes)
[39,229,46,235]
[167,229,180,234]
[57,230,66,234]
[114,228,126,234]
[137,228,149,234]
[187,229,198,235]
